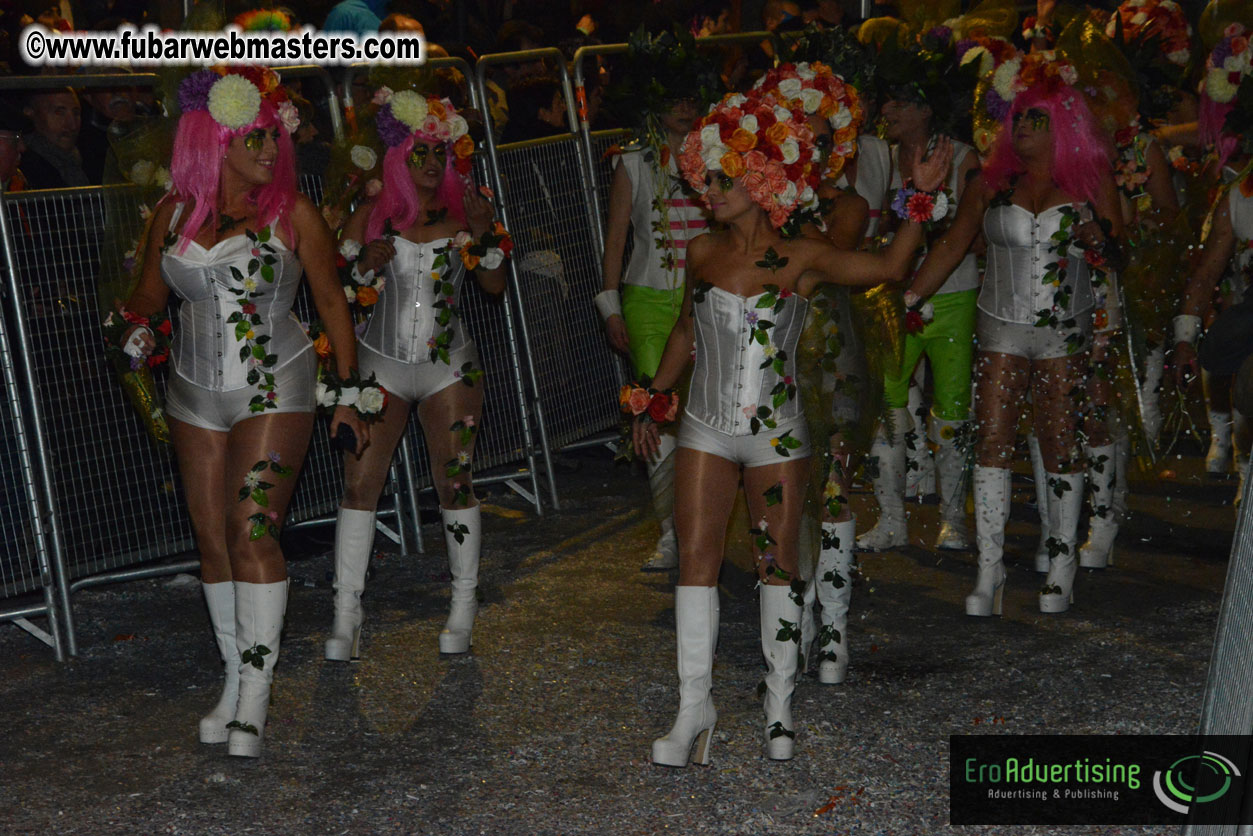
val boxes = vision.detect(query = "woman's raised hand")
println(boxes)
[910,136,953,194]
[463,183,497,237]
[357,239,397,275]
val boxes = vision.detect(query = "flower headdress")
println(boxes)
[990,50,1079,107]
[781,23,877,92]
[373,87,474,174]
[752,62,863,180]
[178,66,299,134]
[605,25,723,136]
[1203,22,1251,105]
[678,92,820,230]
[1107,0,1193,67]
[872,25,981,143]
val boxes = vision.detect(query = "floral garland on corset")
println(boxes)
[1025,200,1111,352]
[228,228,283,412]
[1107,0,1193,67]
[1113,125,1152,206]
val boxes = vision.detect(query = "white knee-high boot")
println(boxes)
[642,433,678,572]
[857,407,911,551]
[967,466,1010,616]
[905,381,936,498]
[1207,408,1234,476]
[932,415,971,550]
[325,507,375,661]
[815,518,855,684]
[1079,444,1118,569]
[440,504,480,653]
[227,580,288,758]
[1028,434,1051,573]
[199,582,240,744]
[759,583,802,760]
[1140,344,1165,444]
[652,585,719,767]
[1040,472,1084,613]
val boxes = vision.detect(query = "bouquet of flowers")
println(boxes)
[619,382,680,425]
[454,222,513,271]
[1107,0,1192,67]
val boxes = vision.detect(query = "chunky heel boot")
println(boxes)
[227,581,287,758]
[760,583,802,760]
[1207,409,1234,476]
[1040,472,1084,614]
[652,586,719,767]
[1028,434,1051,573]
[933,416,971,551]
[1079,445,1117,569]
[1140,345,1165,444]
[966,466,1010,616]
[199,582,240,744]
[815,518,855,684]
[857,407,910,551]
[325,508,375,661]
[439,504,480,654]
[905,383,936,499]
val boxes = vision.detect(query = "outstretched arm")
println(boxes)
[906,178,986,299]
[1174,196,1236,386]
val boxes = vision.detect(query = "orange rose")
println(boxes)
[428,99,447,119]
[627,387,650,415]
[765,121,790,145]
[619,384,633,409]
[462,252,481,271]
[726,128,758,153]
[454,133,475,158]
[356,286,379,306]
[720,151,746,179]
[313,333,331,358]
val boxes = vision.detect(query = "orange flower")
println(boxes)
[618,385,633,409]
[356,286,379,306]
[627,387,650,415]
[312,333,331,358]
[454,134,475,159]
[462,252,481,271]
[720,151,746,178]
[428,99,447,119]
[726,128,758,153]
[765,121,789,145]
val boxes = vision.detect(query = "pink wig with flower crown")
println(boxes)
[365,132,467,243]
[980,85,1112,208]
[168,97,297,255]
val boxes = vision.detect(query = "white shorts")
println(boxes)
[976,311,1093,361]
[166,349,317,432]
[359,340,480,405]
[678,416,812,468]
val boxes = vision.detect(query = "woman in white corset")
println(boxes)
[116,67,367,758]
[634,90,950,767]
[904,73,1123,618]
[326,91,507,661]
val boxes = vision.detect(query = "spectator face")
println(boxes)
[83,87,137,124]
[224,125,279,186]
[0,130,23,182]
[660,98,699,135]
[880,97,930,142]
[25,91,81,152]
[537,91,566,130]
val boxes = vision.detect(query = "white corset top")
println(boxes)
[686,285,809,435]
[161,222,310,392]
[361,237,470,363]
[979,202,1094,325]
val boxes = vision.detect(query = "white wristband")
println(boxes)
[1173,314,1202,347]
[123,325,153,358]
[593,289,622,322]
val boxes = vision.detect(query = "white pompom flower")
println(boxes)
[390,90,430,132]
[350,144,377,170]
[208,74,262,130]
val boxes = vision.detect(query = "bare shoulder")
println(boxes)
[342,198,377,240]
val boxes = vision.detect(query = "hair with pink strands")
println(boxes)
[1199,96,1239,168]
[980,85,1112,207]
[168,98,297,255]
[365,133,468,242]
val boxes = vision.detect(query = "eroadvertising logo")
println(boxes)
[950,735,1250,825]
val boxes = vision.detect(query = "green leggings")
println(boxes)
[622,284,684,379]
[883,289,977,421]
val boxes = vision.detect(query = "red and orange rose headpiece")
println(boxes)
[751,61,863,180]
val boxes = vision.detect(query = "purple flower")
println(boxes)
[268,450,281,463]
[927,25,953,44]
[890,187,911,216]
[954,39,976,62]
[1212,38,1234,67]
[985,88,1010,121]
[376,105,412,147]
[178,69,217,114]
[745,311,759,326]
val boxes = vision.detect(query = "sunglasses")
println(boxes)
[243,128,281,152]
[408,144,448,168]
[1012,108,1050,131]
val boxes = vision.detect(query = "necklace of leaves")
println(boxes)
[224,226,283,412]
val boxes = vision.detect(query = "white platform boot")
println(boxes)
[1028,434,1051,573]
[1140,344,1165,444]
[199,582,240,744]
[1207,409,1234,476]
[1079,445,1117,569]
[759,583,802,760]
[1040,472,1084,614]
[905,382,936,499]
[933,416,971,551]
[652,586,719,767]
[857,407,910,551]
[815,518,855,684]
[325,508,375,661]
[439,504,480,654]
[227,580,288,758]
[966,466,1010,617]
[641,434,679,571]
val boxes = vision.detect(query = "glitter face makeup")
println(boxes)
[408,143,448,168]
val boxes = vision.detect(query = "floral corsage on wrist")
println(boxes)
[455,222,513,271]
[891,185,950,229]
[336,238,385,308]
[102,305,173,369]
[902,291,934,335]
[620,382,680,425]
[316,368,388,421]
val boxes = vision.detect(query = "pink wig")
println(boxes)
[980,85,1112,208]
[1199,95,1238,168]
[168,97,298,255]
[365,132,468,243]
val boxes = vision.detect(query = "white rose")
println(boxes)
[830,106,851,130]
[932,190,951,222]
[780,181,798,206]
[725,93,747,108]
[700,124,721,148]
[338,386,361,407]
[773,105,792,124]
[350,144,377,170]
[738,114,758,134]
[479,248,504,270]
[356,386,386,414]
[777,77,803,100]
[799,87,824,114]
[315,380,338,408]
[799,185,816,207]
[453,230,473,249]
[339,238,361,260]
[447,115,469,139]
[1207,67,1238,103]
[779,138,800,164]
[703,145,726,170]
[129,160,154,186]
[344,285,357,303]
